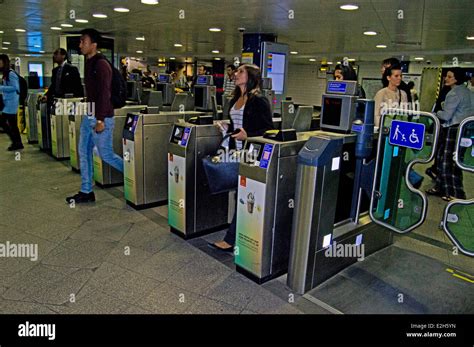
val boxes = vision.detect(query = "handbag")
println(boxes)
[202,134,240,194]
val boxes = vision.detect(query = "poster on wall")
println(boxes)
[235,176,267,277]
[241,52,254,64]
[168,154,186,232]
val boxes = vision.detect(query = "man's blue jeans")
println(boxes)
[79,116,124,193]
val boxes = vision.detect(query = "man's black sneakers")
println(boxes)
[66,191,96,204]
[8,144,24,151]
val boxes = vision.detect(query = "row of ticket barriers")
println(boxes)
[22,80,474,294]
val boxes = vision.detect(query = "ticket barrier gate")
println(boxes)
[51,98,84,160]
[167,117,231,238]
[235,129,322,283]
[37,101,51,151]
[25,91,43,144]
[442,116,474,256]
[123,111,210,209]
[93,105,146,186]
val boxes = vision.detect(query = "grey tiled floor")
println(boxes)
[0,134,309,314]
[1,133,473,315]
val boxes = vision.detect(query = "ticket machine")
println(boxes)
[37,101,51,151]
[25,91,43,144]
[168,117,231,238]
[51,98,84,160]
[193,75,216,112]
[156,74,175,107]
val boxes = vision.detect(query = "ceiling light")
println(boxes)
[3,41,10,45]
[25,54,31,57]
[290,51,298,55]
[414,57,424,61]
[169,57,176,60]
[141,0,159,4]
[136,50,143,54]
[363,31,377,36]
[61,23,73,27]
[136,36,145,41]
[467,36,474,40]
[209,28,221,32]
[376,44,387,48]
[212,50,219,54]
[0,31,3,34]
[2,47,8,50]
[340,4,359,10]
[348,58,356,62]
[15,29,26,32]
[174,43,183,47]
[214,57,221,60]
[51,27,62,30]
[114,7,130,12]
[75,19,89,23]
[327,62,333,65]
[93,13,108,18]
[309,58,316,62]
[39,50,45,53]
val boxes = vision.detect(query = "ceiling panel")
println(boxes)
[0,0,472,63]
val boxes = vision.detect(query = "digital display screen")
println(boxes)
[259,144,274,169]
[28,62,44,88]
[248,143,262,162]
[197,76,208,85]
[159,74,169,83]
[173,126,185,142]
[194,87,204,108]
[125,114,139,133]
[322,97,343,127]
[266,52,286,95]
[327,81,347,93]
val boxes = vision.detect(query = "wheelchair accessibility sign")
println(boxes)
[389,120,425,150]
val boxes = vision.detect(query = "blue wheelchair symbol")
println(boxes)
[389,120,425,150]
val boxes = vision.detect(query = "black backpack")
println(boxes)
[10,70,28,105]
[93,56,127,109]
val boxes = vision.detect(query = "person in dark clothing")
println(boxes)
[334,63,366,98]
[42,48,83,104]
[209,64,274,252]
[66,29,123,204]
[381,57,412,103]
[0,54,23,151]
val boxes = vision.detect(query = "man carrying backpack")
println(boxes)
[0,54,24,151]
[66,29,123,204]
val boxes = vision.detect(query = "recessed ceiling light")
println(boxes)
[75,19,89,23]
[327,61,333,65]
[169,57,176,60]
[39,50,45,53]
[15,28,26,32]
[61,23,73,27]
[114,7,130,12]
[3,41,10,45]
[136,50,143,54]
[2,47,8,50]
[209,28,221,32]
[136,36,145,41]
[0,31,3,34]
[364,31,377,36]
[51,27,62,30]
[467,36,474,40]
[290,51,298,55]
[93,13,108,18]
[348,58,356,62]
[174,43,183,47]
[141,0,159,4]
[309,58,316,62]
[214,57,221,60]
[414,57,424,61]
[376,44,387,48]
[25,54,31,56]
[212,50,219,54]
[340,4,359,10]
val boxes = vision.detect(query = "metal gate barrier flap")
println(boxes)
[369,109,440,233]
[442,116,474,257]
